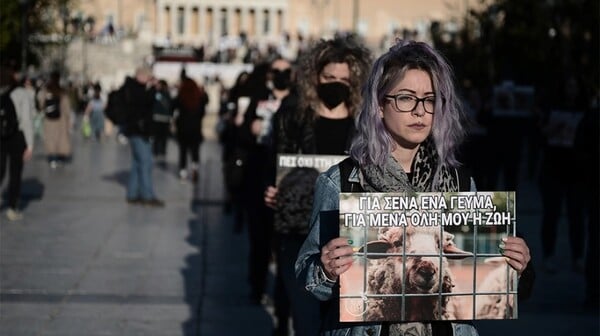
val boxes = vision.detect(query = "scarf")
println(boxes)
[358,138,459,336]
[360,138,459,193]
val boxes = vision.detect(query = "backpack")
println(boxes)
[273,167,320,234]
[152,92,172,123]
[43,92,61,119]
[0,89,18,139]
[105,87,128,126]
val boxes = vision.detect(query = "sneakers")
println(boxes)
[6,208,23,221]
[143,199,165,207]
[127,198,165,207]
[179,169,188,180]
[126,198,142,205]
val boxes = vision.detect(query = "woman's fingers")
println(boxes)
[321,237,355,277]
[501,237,531,274]
[263,186,278,209]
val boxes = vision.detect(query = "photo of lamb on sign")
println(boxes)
[339,225,518,322]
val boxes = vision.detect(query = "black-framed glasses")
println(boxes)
[384,93,437,114]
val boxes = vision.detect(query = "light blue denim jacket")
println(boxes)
[295,164,479,336]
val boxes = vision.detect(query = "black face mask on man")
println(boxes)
[316,81,350,109]
[271,69,292,90]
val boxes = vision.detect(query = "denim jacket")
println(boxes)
[295,164,480,336]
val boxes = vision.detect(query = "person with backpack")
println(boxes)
[294,40,534,336]
[0,67,35,221]
[37,71,71,168]
[121,66,164,207]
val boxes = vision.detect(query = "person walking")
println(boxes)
[538,75,586,273]
[0,67,35,220]
[83,84,105,141]
[122,66,164,207]
[151,79,173,163]
[265,35,373,336]
[237,59,291,307]
[173,70,208,182]
[37,71,71,168]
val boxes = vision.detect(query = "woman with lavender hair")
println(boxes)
[295,40,534,335]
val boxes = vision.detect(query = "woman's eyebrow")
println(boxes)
[396,89,435,95]
[322,73,349,81]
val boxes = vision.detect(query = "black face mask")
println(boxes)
[316,82,350,109]
[271,69,291,90]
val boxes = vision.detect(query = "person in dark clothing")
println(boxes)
[265,36,372,336]
[574,92,599,310]
[122,66,164,207]
[173,70,208,182]
[0,67,35,221]
[220,70,251,232]
[538,76,586,273]
[151,79,173,162]
[237,58,292,309]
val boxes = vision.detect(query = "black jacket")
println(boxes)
[273,106,355,155]
[122,77,155,137]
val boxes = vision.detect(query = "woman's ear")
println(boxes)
[379,106,384,119]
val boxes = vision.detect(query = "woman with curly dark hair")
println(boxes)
[265,34,373,336]
[273,34,373,155]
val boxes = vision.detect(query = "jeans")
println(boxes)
[275,233,321,336]
[127,136,155,200]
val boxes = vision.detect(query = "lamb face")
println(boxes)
[363,226,469,321]
[406,232,442,293]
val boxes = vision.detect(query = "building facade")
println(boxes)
[78,0,480,48]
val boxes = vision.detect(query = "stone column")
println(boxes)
[255,7,263,38]
[170,4,177,41]
[269,8,277,37]
[280,8,287,35]
[240,7,249,35]
[185,4,192,42]
[228,6,235,37]
[212,6,221,45]
[157,0,165,37]
[197,5,205,44]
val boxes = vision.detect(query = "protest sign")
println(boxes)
[492,82,535,118]
[545,110,584,147]
[339,191,517,322]
[274,154,347,234]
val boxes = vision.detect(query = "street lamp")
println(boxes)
[18,0,30,74]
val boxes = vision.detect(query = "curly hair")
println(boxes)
[296,34,372,120]
[350,40,467,170]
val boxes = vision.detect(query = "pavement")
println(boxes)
[1,129,598,336]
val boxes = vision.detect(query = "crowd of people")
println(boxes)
[215,35,598,335]
[0,32,597,336]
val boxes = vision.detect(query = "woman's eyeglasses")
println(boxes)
[384,93,437,114]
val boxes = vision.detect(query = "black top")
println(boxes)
[314,116,354,155]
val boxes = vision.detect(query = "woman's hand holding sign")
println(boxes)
[321,237,355,280]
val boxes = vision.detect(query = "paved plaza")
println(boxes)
[0,131,598,335]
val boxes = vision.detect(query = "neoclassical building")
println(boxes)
[78,0,479,47]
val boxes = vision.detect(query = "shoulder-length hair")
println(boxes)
[177,77,203,112]
[296,34,372,120]
[350,40,466,169]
